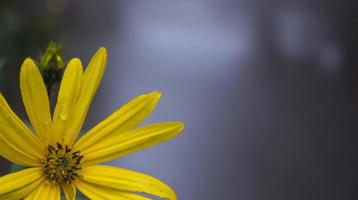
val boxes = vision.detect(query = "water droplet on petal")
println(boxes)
[59,104,68,120]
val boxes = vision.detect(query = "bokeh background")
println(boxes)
[1,0,358,199]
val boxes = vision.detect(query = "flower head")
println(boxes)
[0,47,184,199]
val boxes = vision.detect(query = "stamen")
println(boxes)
[42,143,83,184]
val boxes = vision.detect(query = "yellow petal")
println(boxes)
[0,92,42,166]
[0,168,44,200]
[62,184,76,200]
[81,122,184,165]
[65,47,107,145]
[80,165,177,200]
[25,181,60,200]
[52,58,83,144]
[75,91,161,151]
[76,179,150,200]
[20,58,52,146]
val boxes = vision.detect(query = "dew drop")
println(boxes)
[59,104,69,120]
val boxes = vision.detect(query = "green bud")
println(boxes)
[39,41,64,71]
[38,41,66,99]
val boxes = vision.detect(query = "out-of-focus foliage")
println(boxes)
[0,0,60,80]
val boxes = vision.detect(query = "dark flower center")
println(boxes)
[42,143,83,184]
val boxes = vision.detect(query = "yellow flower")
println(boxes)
[0,47,184,200]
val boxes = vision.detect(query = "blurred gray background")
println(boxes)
[1,0,358,199]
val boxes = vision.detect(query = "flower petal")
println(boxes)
[65,47,107,145]
[0,92,43,166]
[76,179,150,200]
[81,122,184,165]
[20,58,52,146]
[62,184,76,200]
[0,168,44,200]
[80,165,177,200]
[52,58,83,144]
[25,181,60,200]
[75,91,161,151]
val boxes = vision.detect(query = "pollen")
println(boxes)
[42,142,83,184]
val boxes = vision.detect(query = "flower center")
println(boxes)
[42,143,83,184]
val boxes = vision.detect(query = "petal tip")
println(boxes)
[22,58,36,68]
[149,91,162,100]
[171,121,185,134]
[20,58,38,79]
[97,47,107,56]
[69,57,82,65]
[176,121,185,131]
[23,57,34,63]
